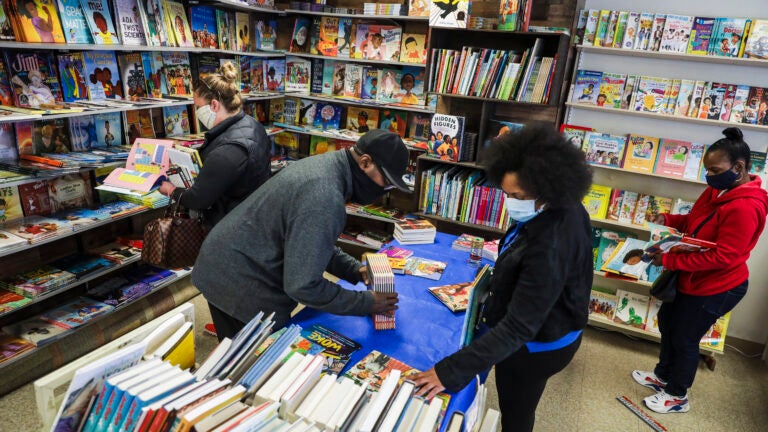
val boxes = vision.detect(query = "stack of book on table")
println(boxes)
[394,219,436,244]
[365,253,396,330]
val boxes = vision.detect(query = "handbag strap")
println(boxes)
[690,210,717,238]
[165,190,184,218]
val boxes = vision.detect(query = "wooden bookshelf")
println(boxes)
[418,213,506,238]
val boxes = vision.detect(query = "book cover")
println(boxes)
[428,282,473,312]
[255,19,277,51]
[83,51,122,100]
[68,114,97,150]
[250,58,265,93]
[56,0,93,43]
[380,108,407,137]
[297,99,315,127]
[742,87,764,125]
[409,0,429,17]
[622,134,660,173]
[659,15,693,53]
[12,0,65,43]
[282,97,297,125]
[582,10,600,45]
[0,185,22,223]
[589,289,617,321]
[113,0,147,45]
[673,79,696,117]
[48,173,92,210]
[572,70,602,105]
[190,5,217,49]
[729,85,751,123]
[601,10,619,48]
[377,68,403,103]
[429,0,469,29]
[17,180,51,216]
[285,57,310,94]
[744,19,768,59]
[79,0,119,44]
[649,14,667,51]
[309,135,351,155]
[117,53,147,100]
[360,67,381,100]
[598,72,626,109]
[140,52,165,98]
[399,33,427,64]
[352,23,368,59]
[335,17,352,58]
[0,60,13,106]
[621,12,641,49]
[711,18,748,57]
[289,17,311,53]
[404,256,446,280]
[596,230,632,270]
[613,289,650,327]
[721,82,739,121]
[125,138,170,174]
[0,123,16,159]
[5,51,62,108]
[264,58,284,93]
[397,66,425,106]
[619,75,638,110]
[300,324,361,375]
[214,9,232,50]
[633,76,670,113]
[683,142,705,180]
[164,0,193,47]
[344,350,418,390]
[28,118,71,155]
[428,114,464,162]
[317,16,339,57]
[161,52,192,98]
[343,63,362,98]
[269,98,283,123]
[583,132,626,168]
[0,3,15,41]
[672,198,694,215]
[617,190,638,225]
[581,184,611,219]
[663,79,682,115]
[408,112,431,141]
[0,287,31,312]
[57,52,89,103]
[699,82,727,120]
[654,138,691,178]
[94,112,122,147]
[686,80,707,117]
[162,105,189,137]
[312,102,341,130]
[750,151,766,175]
[687,17,715,55]
[346,107,379,133]
[3,317,68,345]
[234,11,251,52]
[41,296,113,329]
[329,61,346,96]
[602,238,653,281]
[634,12,654,50]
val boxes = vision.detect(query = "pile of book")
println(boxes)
[0,265,76,299]
[394,219,436,244]
[364,2,402,16]
[365,253,396,330]
[452,234,501,262]
[0,332,35,365]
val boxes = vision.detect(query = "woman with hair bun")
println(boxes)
[634,127,768,414]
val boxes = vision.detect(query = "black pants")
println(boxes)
[655,281,747,396]
[495,334,582,432]
[208,302,247,342]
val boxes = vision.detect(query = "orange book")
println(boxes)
[10,0,66,43]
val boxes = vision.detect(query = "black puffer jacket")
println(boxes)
[175,111,270,228]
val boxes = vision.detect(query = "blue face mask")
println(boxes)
[505,197,542,223]
[706,166,739,190]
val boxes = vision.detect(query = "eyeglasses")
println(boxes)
[200,78,222,101]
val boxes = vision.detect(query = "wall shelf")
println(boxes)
[283,93,435,113]
[284,9,428,21]
[0,41,285,57]
[591,164,706,186]
[577,44,768,67]
[286,52,426,68]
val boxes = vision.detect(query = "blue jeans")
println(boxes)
[654,281,748,396]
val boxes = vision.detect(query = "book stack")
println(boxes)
[365,253,396,330]
[394,219,436,244]
[364,2,401,16]
[0,332,35,364]
[0,265,76,299]
[0,288,32,314]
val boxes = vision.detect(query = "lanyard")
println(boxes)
[499,222,525,256]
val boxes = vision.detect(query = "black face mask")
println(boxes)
[706,166,740,190]
[347,150,385,204]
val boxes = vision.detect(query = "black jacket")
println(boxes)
[176,111,270,228]
[435,204,593,391]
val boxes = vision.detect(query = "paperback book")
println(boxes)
[161,52,193,98]
[189,5,218,49]
[117,53,147,100]
[255,19,277,51]
[57,53,89,102]
[83,51,122,100]
[583,132,626,168]
[428,282,473,312]
[429,0,470,29]
[403,256,447,281]
[56,0,93,43]
[5,51,63,108]
[79,0,119,44]
[113,0,147,45]
[572,70,602,105]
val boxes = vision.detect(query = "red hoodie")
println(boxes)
[662,175,768,296]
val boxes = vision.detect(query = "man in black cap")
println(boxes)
[192,129,410,339]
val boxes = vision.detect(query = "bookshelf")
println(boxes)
[0,41,286,57]
[568,0,768,351]
[283,93,437,114]
[287,52,427,68]
[283,9,429,22]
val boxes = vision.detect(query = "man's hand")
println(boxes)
[411,368,446,400]
[652,214,666,225]
[359,265,369,285]
[371,292,398,314]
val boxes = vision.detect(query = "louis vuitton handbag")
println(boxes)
[142,194,206,269]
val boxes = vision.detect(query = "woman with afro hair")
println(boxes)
[411,123,594,431]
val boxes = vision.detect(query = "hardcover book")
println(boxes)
[428,282,473,312]
[0,186,22,223]
[161,52,192,98]
[572,70,602,105]
[162,105,189,136]
[596,230,632,270]
[255,19,277,51]
[330,61,345,96]
[264,59,285,93]
[297,99,314,127]
[94,112,122,147]
[317,16,339,57]
[360,67,381,100]
[582,184,611,219]
[79,0,119,44]
[320,60,335,95]
[602,238,653,281]
[164,0,193,47]
[583,132,626,168]
[428,113,465,162]
[289,17,311,53]
[17,180,51,216]
[337,18,352,58]
[0,123,16,159]
[729,85,751,123]
[633,76,670,113]
[47,173,92,211]
[343,63,362,98]
[141,51,166,98]
[654,138,692,178]
[400,33,427,64]
[5,51,63,108]
[189,5,217,49]
[380,108,407,138]
[352,23,368,59]
[57,53,89,102]
[429,0,470,29]
[612,289,650,328]
[403,256,447,280]
[346,107,379,133]
[12,0,66,43]
[234,11,251,52]
[117,53,147,100]
[598,72,626,109]
[397,66,425,106]
[312,102,342,130]
[744,19,768,59]
[710,18,749,57]
[113,0,147,45]
[215,9,233,50]
[83,51,122,100]
[622,134,660,173]
[285,57,310,94]
[69,115,97,150]
[407,112,431,141]
[56,0,93,43]
[589,289,617,321]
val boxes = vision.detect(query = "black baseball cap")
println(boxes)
[353,129,411,192]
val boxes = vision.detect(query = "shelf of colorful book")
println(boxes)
[433,28,569,38]
[0,42,285,58]
[577,44,768,67]
[0,205,160,260]
[432,91,558,106]
[0,162,123,190]
[283,9,429,21]
[564,102,768,133]
[593,270,652,288]
[418,213,506,237]
[242,93,286,102]
[0,269,192,369]
[590,217,651,234]
[18,99,194,123]
[0,255,142,319]
[591,164,707,186]
[191,0,283,14]
[287,52,426,68]
[417,154,484,170]
[283,92,436,114]
[587,314,722,355]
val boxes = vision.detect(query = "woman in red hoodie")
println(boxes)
[633,127,768,414]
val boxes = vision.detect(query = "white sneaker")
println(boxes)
[632,370,667,392]
[644,390,690,413]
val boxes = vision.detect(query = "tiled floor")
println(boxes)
[2,294,766,431]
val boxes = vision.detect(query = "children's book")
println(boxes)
[57,53,89,103]
[47,173,93,211]
[160,52,193,98]
[687,17,715,55]
[117,53,147,100]
[215,9,233,50]
[164,0,193,47]
[621,12,641,49]
[141,52,165,98]
[162,105,189,136]
[269,98,283,123]
[699,82,727,120]
[337,18,352,58]
[400,33,427,64]
[403,256,447,280]
[0,3,16,41]
[620,75,638,110]
[377,68,402,103]
[308,136,353,155]
[741,87,763,125]
[297,99,315,127]
[189,5,218,49]
[318,60,334,95]
[312,102,342,130]
[659,15,693,53]
[710,18,749,57]
[0,185,23,223]
[583,132,626,168]
[633,76,670,113]
[409,0,429,17]
[352,23,369,60]
[56,0,93,43]
[622,134,660,173]
[408,112,431,141]
[397,66,425,106]
[79,0,119,44]
[285,57,310,94]
[317,16,339,57]
[11,0,65,43]
[581,184,611,219]
[589,289,617,321]
[613,289,650,327]
[582,10,599,45]
[598,72,626,109]
[5,51,63,108]
[250,59,265,93]
[750,151,766,175]
[744,19,768,59]
[94,112,122,148]
[281,97,297,125]
[255,19,277,51]
[113,0,147,45]
[329,62,346,96]
[289,17,311,53]
[360,67,381,100]
[68,115,97,150]
[428,282,473,312]
[616,191,638,225]
[380,108,407,137]
[672,198,694,215]
[644,223,716,256]
[649,14,667,51]
[645,298,663,333]
[634,12,654,50]
[428,114,465,162]
[429,0,470,29]
[346,107,379,133]
[596,230,633,270]
[41,297,113,329]
[673,79,696,117]
[299,324,361,375]
[17,180,51,216]
[683,142,705,180]
[344,350,418,390]
[0,123,16,159]
[560,124,592,150]
[83,51,122,100]
[729,85,751,123]
[0,60,13,107]
[602,238,652,281]
[308,16,321,55]
[654,138,691,178]
[572,70,602,105]
[343,63,362,98]
[264,59,285,93]
[686,80,707,117]
[234,11,251,52]
[600,10,619,48]
[2,317,68,345]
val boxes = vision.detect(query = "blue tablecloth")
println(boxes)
[291,232,495,431]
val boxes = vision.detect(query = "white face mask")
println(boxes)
[505,197,542,223]
[196,105,216,130]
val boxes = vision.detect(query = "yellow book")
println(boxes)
[582,184,612,219]
[622,134,660,173]
[700,312,730,352]
[13,0,66,43]
[162,324,195,370]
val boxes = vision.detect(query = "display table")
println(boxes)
[291,232,495,430]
